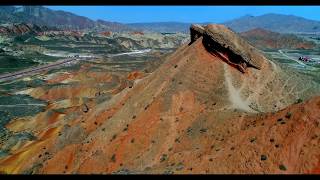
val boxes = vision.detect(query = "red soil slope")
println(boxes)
[0,24,319,174]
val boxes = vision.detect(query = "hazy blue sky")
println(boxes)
[47,6,320,23]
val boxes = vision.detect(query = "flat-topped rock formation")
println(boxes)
[190,24,265,73]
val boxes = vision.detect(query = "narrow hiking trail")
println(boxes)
[223,64,256,113]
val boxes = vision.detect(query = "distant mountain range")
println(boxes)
[127,14,320,34]
[224,13,320,33]
[0,6,134,32]
[126,22,192,33]
[1,6,320,34]
[240,28,316,50]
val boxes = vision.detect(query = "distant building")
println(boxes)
[299,56,311,62]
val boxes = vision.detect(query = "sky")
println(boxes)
[47,6,320,24]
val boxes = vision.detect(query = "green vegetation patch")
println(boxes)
[0,94,47,128]
[0,55,39,74]
[0,78,45,92]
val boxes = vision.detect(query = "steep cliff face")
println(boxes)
[190,24,205,43]
[0,24,319,174]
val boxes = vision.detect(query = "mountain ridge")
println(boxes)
[2,7,320,34]
[0,6,135,32]
[224,13,320,33]
[240,28,317,50]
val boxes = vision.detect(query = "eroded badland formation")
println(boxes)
[0,24,320,174]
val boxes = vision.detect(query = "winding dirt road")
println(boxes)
[278,50,305,66]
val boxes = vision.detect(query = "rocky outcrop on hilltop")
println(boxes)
[190,24,205,43]
[130,31,144,36]
[100,31,112,36]
[190,24,265,73]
